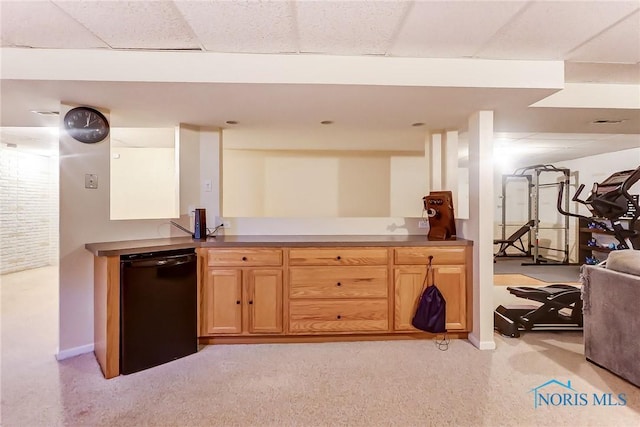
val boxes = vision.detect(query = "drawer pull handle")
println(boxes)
[236,300,241,305]
[336,315,342,319]
[337,282,342,286]
[241,256,247,261]
[336,256,342,260]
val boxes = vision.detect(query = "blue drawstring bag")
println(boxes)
[412,257,449,350]
[412,284,447,334]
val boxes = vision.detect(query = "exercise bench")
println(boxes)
[493,220,534,258]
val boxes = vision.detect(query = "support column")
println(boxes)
[423,133,432,193]
[430,133,443,190]
[467,111,496,350]
[443,130,459,212]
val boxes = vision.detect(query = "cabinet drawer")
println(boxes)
[289,299,388,333]
[207,248,282,267]
[289,248,388,266]
[394,247,466,265]
[289,267,388,299]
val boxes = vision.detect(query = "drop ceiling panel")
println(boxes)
[565,62,640,84]
[52,0,199,50]
[175,1,297,53]
[390,1,527,58]
[476,1,640,60]
[567,10,640,64]
[0,1,107,49]
[296,1,408,55]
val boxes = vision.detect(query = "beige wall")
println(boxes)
[223,149,424,218]
[110,147,178,220]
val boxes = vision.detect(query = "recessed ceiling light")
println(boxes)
[30,110,59,116]
[225,120,238,125]
[320,120,333,125]
[411,122,425,127]
[591,119,626,124]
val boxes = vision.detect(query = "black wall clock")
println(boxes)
[63,106,110,144]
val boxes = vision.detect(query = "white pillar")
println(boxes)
[443,130,459,212]
[423,132,432,193]
[467,111,496,350]
[430,133,443,190]
[200,127,222,226]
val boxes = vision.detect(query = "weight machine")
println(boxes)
[497,164,572,265]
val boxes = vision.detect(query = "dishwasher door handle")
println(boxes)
[123,254,196,269]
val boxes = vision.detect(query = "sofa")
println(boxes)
[581,249,640,387]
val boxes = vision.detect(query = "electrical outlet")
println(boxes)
[418,220,429,229]
[216,217,231,229]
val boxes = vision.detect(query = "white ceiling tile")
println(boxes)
[296,0,409,55]
[477,1,640,60]
[0,1,107,49]
[53,1,199,50]
[565,62,640,84]
[175,1,297,53]
[567,10,640,64]
[390,1,527,58]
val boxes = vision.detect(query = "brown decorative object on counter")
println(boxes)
[423,191,457,240]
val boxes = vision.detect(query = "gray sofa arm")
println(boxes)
[581,263,640,386]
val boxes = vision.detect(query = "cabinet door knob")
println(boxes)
[336,282,342,286]
[249,300,253,305]
[236,300,241,304]
[336,256,341,260]
[242,256,247,261]
[336,315,342,319]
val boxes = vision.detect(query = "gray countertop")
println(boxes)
[85,234,473,257]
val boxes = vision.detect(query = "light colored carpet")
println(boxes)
[2,266,639,426]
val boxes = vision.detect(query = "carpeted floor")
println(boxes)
[2,266,639,426]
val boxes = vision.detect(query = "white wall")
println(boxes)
[57,105,220,356]
[0,147,59,274]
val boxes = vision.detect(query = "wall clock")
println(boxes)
[63,106,110,144]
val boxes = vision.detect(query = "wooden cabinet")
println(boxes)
[393,247,469,332]
[394,266,467,331]
[200,249,283,336]
[288,247,389,334]
[198,242,471,342]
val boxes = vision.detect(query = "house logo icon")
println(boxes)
[529,379,582,409]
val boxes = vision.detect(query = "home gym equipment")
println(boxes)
[494,166,640,338]
[557,166,640,252]
[493,220,535,259]
[494,285,583,338]
[422,191,456,240]
[496,164,571,265]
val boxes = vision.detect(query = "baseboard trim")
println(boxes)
[468,333,496,350]
[56,344,94,361]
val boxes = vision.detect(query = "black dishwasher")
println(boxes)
[120,248,197,375]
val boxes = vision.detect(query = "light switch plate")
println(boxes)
[85,174,98,189]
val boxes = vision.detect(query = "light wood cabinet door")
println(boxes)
[394,266,466,332]
[245,269,283,334]
[202,269,242,335]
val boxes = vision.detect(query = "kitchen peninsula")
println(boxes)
[86,235,473,378]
